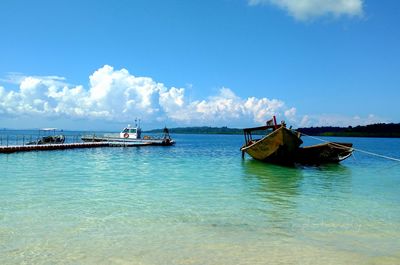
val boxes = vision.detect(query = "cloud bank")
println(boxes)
[299,114,384,128]
[248,0,363,21]
[0,65,296,127]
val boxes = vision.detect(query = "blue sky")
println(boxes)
[0,0,399,130]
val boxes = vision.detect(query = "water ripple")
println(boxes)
[1,134,399,264]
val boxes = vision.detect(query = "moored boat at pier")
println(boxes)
[241,116,353,165]
[81,123,175,146]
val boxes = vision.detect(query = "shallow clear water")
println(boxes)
[1,134,400,264]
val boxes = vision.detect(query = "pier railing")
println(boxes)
[0,130,163,147]
[0,131,127,147]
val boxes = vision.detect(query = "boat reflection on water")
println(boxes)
[300,163,354,195]
[242,157,353,194]
[242,159,303,195]
[241,159,353,234]
[241,159,303,232]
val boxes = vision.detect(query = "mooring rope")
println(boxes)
[296,131,400,163]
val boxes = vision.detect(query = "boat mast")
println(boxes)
[273,116,278,129]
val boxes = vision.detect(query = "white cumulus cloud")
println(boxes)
[0,65,296,127]
[248,0,363,21]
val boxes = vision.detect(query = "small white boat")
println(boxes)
[81,122,175,146]
[120,124,142,139]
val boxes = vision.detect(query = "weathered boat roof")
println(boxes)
[242,125,276,132]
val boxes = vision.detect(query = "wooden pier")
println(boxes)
[0,141,152,154]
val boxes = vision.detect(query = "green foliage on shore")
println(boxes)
[146,126,243,135]
[297,123,400,138]
[146,123,400,138]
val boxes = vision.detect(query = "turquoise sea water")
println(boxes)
[1,134,400,264]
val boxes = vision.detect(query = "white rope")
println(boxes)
[350,148,400,163]
[297,131,400,163]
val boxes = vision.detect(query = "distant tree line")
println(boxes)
[146,126,243,135]
[146,123,400,138]
[297,123,400,138]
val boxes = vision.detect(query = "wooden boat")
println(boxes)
[241,117,354,165]
[240,117,303,164]
[295,142,353,165]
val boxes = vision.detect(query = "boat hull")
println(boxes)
[241,127,303,163]
[295,142,353,164]
[81,136,175,146]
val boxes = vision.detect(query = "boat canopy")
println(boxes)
[242,116,282,145]
[122,128,138,133]
[243,116,280,133]
[242,124,276,133]
[242,125,277,146]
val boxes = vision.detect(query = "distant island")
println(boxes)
[146,126,243,135]
[297,123,400,138]
[146,123,400,138]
